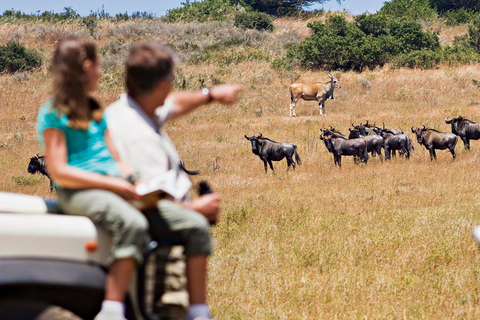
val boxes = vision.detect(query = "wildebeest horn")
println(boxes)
[258,132,262,138]
[35,153,39,158]
[411,126,416,133]
[445,116,452,124]
[422,125,426,130]
[365,120,369,125]
[382,122,385,130]
[244,134,249,140]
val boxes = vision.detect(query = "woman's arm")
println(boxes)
[44,128,139,200]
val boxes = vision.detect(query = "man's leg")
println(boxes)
[187,255,207,305]
[144,200,212,314]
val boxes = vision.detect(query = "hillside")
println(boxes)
[2,15,480,318]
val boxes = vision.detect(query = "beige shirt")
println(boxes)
[106,94,192,200]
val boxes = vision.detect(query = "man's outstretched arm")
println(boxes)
[167,84,244,120]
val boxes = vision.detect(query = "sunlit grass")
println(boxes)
[2,19,480,319]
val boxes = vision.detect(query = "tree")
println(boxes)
[429,0,480,12]
[232,0,343,15]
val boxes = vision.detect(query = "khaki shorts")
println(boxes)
[143,200,212,257]
[56,188,149,265]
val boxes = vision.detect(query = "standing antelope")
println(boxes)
[289,72,341,117]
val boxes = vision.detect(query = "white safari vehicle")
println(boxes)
[0,191,175,320]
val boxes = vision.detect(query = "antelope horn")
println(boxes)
[325,72,333,79]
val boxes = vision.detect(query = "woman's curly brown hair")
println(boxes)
[52,37,102,130]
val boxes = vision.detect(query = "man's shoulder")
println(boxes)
[105,94,137,122]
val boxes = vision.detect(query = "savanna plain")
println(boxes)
[2,15,480,319]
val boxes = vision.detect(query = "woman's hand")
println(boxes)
[110,178,141,201]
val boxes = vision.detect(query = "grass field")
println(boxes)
[2,17,480,319]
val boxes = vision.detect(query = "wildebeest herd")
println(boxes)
[27,72,480,187]
[245,116,480,171]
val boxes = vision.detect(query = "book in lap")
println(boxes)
[130,170,179,210]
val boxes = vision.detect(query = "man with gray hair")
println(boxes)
[106,42,243,320]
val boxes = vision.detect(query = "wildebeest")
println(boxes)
[377,128,412,160]
[411,126,458,161]
[320,129,368,167]
[289,72,341,117]
[348,126,384,159]
[28,154,53,191]
[244,133,301,173]
[370,122,413,158]
[445,116,480,150]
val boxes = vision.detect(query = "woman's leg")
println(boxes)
[105,258,136,301]
[57,188,148,312]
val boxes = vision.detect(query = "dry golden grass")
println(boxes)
[3,19,480,319]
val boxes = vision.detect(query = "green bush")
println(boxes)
[379,0,438,21]
[165,0,240,22]
[234,11,274,31]
[444,8,479,25]
[288,15,440,71]
[467,14,480,52]
[429,0,480,13]
[0,42,42,73]
[441,44,480,64]
[392,50,442,69]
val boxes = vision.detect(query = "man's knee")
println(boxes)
[183,213,211,256]
[129,213,149,239]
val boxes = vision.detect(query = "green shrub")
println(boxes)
[392,50,442,69]
[288,15,440,71]
[444,8,479,25]
[234,11,274,31]
[429,0,480,13]
[82,16,97,35]
[379,0,438,21]
[441,44,480,64]
[0,42,42,73]
[467,14,480,53]
[165,0,240,22]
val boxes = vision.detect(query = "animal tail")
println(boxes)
[294,145,302,165]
